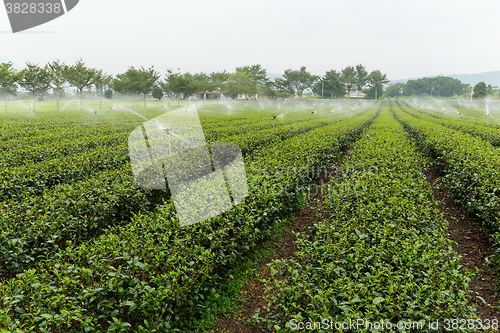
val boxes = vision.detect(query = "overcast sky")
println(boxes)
[1,0,499,80]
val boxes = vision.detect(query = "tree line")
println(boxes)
[384,76,498,98]
[0,60,390,112]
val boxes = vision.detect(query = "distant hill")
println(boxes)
[391,71,500,87]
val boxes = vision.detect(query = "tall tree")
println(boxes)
[274,76,295,98]
[92,69,112,110]
[210,70,230,102]
[138,66,160,107]
[111,74,130,107]
[166,70,196,105]
[118,67,144,108]
[473,82,487,98]
[262,80,276,99]
[314,70,344,99]
[66,59,95,110]
[18,62,51,112]
[158,77,172,106]
[47,60,68,111]
[236,64,269,98]
[355,64,368,99]
[227,70,257,99]
[276,66,318,99]
[192,72,215,102]
[0,62,20,112]
[340,66,356,99]
[367,70,389,100]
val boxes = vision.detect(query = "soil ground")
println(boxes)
[425,167,500,323]
[208,161,500,333]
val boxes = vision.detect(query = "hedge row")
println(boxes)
[258,107,474,331]
[393,105,500,227]
[0,107,379,332]
[398,101,500,146]
[0,107,357,278]
[0,144,131,202]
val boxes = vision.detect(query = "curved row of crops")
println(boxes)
[257,107,474,330]
[393,105,500,227]
[393,105,500,283]
[397,101,500,146]
[0,107,374,278]
[0,105,370,204]
[0,107,379,331]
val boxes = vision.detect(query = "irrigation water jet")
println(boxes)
[310,111,316,121]
[121,107,148,120]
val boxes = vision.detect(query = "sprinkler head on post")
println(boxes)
[161,127,172,155]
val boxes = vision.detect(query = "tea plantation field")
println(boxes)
[1,100,500,332]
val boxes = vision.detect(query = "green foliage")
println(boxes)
[192,72,215,100]
[384,82,405,97]
[0,62,21,111]
[47,59,68,110]
[473,81,487,98]
[275,66,318,99]
[355,64,369,98]
[397,101,500,146]
[137,66,160,107]
[402,76,467,97]
[209,70,230,100]
[166,70,197,105]
[66,59,96,110]
[367,70,389,100]
[105,89,113,99]
[312,70,345,99]
[257,108,474,331]
[364,85,383,99]
[227,70,257,99]
[394,106,500,278]
[151,88,163,100]
[18,62,51,112]
[340,66,356,98]
[0,106,378,331]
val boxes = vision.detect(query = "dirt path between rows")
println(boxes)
[208,153,347,333]
[425,167,500,322]
[208,159,500,332]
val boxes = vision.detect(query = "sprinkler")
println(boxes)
[329,111,332,118]
[310,111,316,121]
[161,127,172,155]
[272,115,278,129]
[94,111,98,123]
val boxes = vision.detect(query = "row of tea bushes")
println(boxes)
[393,105,500,227]
[0,108,357,278]
[258,108,474,330]
[398,101,500,146]
[0,108,379,332]
[0,144,131,202]
[0,132,129,168]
